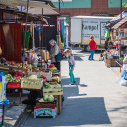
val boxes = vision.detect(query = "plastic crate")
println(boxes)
[6,81,20,88]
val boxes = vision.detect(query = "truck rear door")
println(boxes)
[71,18,82,44]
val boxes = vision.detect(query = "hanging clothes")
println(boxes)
[105,29,110,39]
[28,34,33,50]
[22,31,30,48]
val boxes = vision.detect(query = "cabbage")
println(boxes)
[39,98,44,102]
[48,95,54,102]
[48,85,54,89]
[55,84,61,88]
[43,95,49,101]
[29,75,37,79]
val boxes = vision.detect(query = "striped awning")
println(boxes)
[112,16,127,29]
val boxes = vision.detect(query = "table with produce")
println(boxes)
[2,60,63,117]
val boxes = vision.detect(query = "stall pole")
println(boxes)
[33,23,35,51]
[41,8,43,69]
[22,0,29,65]
[45,27,47,49]
[120,0,122,58]
[2,105,4,125]
[120,0,122,20]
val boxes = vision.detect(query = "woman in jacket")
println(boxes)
[88,35,97,60]
[49,39,60,71]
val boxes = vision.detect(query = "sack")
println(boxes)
[116,64,127,86]
[55,52,63,62]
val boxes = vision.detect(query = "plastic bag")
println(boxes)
[32,53,38,63]
[116,64,127,86]
[123,55,127,64]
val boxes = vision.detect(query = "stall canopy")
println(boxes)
[112,16,127,29]
[0,0,56,8]
[0,7,48,22]
[24,7,59,16]
[105,11,127,28]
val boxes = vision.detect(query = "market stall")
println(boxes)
[0,0,63,122]
[103,13,127,69]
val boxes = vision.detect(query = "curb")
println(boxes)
[14,105,33,127]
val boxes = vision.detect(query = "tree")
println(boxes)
[123,3,127,8]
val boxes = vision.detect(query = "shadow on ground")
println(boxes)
[24,77,111,126]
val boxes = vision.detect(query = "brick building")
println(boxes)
[53,0,127,41]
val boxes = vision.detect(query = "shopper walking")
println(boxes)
[49,39,60,71]
[64,49,76,85]
[88,35,97,60]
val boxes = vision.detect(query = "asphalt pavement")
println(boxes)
[24,48,127,127]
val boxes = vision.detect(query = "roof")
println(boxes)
[22,23,55,27]
[24,7,59,16]
[0,7,48,23]
[111,11,127,22]
[112,16,127,29]
[0,0,56,9]
[105,20,120,28]
[71,16,113,19]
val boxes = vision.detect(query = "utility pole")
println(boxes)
[59,0,60,14]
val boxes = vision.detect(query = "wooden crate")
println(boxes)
[36,99,57,107]
[43,84,63,115]
[43,87,63,96]
[9,66,32,75]
[53,95,62,115]
[48,81,58,85]
[0,66,10,73]
[106,59,119,67]
[28,71,40,76]
[106,59,111,67]
[21,78,42,89]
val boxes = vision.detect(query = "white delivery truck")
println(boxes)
[71,16,113,51]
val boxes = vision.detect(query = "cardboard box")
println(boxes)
[34,107,57,118]
[40,72,52,81]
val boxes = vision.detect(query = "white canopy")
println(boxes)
[111,11,127,22]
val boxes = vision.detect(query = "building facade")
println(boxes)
[53,0,127,17]
[53,0,127,42]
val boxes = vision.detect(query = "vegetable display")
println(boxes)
[17,63,32,69]
[44,82,62,93]
[39,95,54,102]
[5,70,26,83]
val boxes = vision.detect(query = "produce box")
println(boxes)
[36,99,57,107]
[48,81,58,85]
[51,76,60,83]
[106,59,119,67]
[0,65,10,73]
[28,71,40,76]
[6,81,20,89]
[43,83,63,96]
[40,72,52,81]
[34,107,57,118]
[10,67,31,75]
[21,79,42,89]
